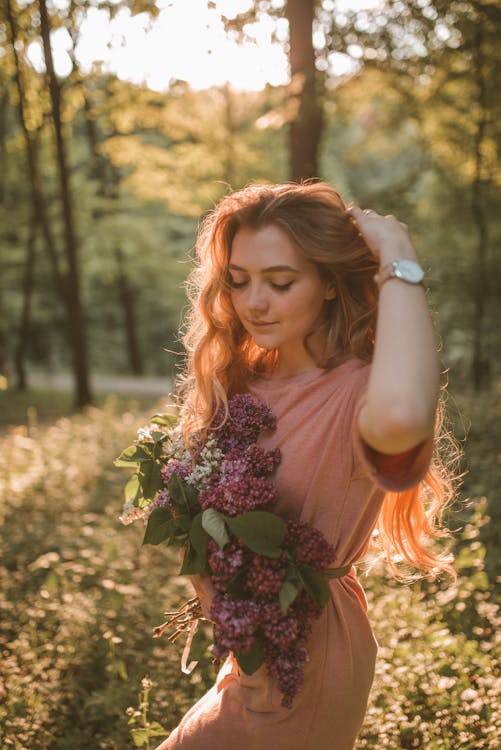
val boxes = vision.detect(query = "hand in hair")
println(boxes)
[345,206,418,266]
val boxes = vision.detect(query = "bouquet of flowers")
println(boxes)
[117,394,348,707]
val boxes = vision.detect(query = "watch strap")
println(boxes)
[374,259,425,288]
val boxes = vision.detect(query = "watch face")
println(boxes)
[394,260,424,283]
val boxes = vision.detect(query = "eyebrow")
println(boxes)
[228,263,300,273]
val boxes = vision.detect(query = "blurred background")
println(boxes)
[0,2,500,748]
[1,0,500,403]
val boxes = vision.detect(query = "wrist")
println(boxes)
[378,242,418,267]
[375,258,425,288]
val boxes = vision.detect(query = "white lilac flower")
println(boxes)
[186,435,223,489]
[137,426,155,441]
[119,501,150,526]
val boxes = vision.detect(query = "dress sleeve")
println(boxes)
[351,385,434,492]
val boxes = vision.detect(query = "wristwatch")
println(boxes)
[374,259,425,288]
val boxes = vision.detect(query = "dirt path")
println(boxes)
[28,372,172,396]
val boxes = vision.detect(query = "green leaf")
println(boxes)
[279,581,299,614]
[226,511,286,558]
[149,430,168,443]
[153,435,169,458]
[201,508,230,549]
[124,474,142,505]
[131,729,150,747]
[168,474,200,515]
[151,413,177,428]
[179,541,206,575]
[114,444,153,467]
[299,565,330,608]
[285,561,301,583]
[138,461,164,500]
[234,638,264,676]
[131,722,167,747]
[189,513,209,569]
[143,507,176,546]
[174,513,193,533]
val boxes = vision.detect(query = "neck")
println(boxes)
[273,333,328,379]
[273,353,321,380]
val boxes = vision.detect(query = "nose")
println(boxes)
[246,282,269,313]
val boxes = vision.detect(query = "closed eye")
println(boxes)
[228,277,294,291]
[228,277,248,289]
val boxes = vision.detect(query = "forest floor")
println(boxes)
[0,385,499,749]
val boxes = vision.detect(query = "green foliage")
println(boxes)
[297,564,330,608]
[225,511,286,558]
[201,507,230,550]
[126,678,167,749]
[279,580,299,614]
[142,507,176,546]
[234,638,265,677]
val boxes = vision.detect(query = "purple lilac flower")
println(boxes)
[211,394,277,452]
[207,539,249,593]
[285,520,337,570]
[199,474,278,516]
[161,458,192,485]
[265,642,308,708]
[292,589,323,625]
[211,595,261,657]
[244,552,287,598]
[149,488,172,512]
[222,445,281,479]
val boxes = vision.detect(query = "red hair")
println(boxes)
[179,181,456,579]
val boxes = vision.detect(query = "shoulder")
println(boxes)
[322,357,371,394]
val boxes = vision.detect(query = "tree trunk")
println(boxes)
[14,216,37,391]
[223,82,236,188]
[39,0,92,408]
[80,80,144,374]
[286,0,324,181]
[115,248,144,375]
[5,0,65,299]
[470,23,490,391]
[0,87,9,208]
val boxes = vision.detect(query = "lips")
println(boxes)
[249,320,276,327]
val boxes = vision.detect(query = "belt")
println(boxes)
[324,564,353,579]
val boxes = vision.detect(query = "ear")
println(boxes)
[324,282,336,301]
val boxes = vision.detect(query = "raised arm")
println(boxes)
[347,206,441,455]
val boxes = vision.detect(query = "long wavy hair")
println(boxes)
[179,181,457,579]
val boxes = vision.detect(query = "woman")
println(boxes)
[155,181,455,750]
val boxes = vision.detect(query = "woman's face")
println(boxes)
[229,224,335,375]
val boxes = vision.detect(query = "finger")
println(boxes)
[346,206,378,220]
[345,204,362,217]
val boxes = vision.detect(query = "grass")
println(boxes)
[0,387,159,429]
[0,387,499,749]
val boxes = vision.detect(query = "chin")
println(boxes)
[253,340,276,351]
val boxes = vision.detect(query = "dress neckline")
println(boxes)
[251,358,359,392]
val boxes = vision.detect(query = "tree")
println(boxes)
[322,0,501,388]
[39,0,92,406]
[286,0,324,180]
[5,0,64,388]
[223,0,325,181]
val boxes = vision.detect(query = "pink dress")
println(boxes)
[155,358,433,750]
